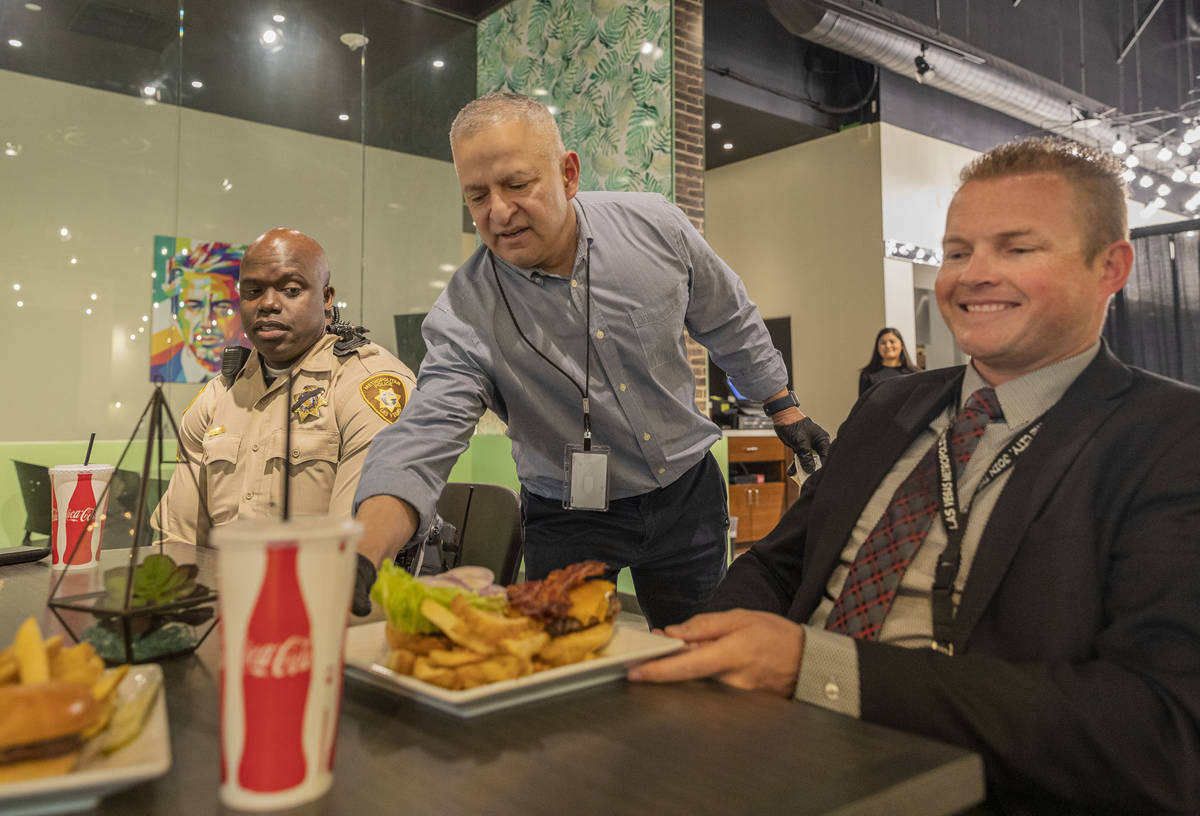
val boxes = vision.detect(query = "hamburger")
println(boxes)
[0,682,100,783]
[507,560,620,667]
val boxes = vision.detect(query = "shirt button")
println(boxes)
[595,330,604,339]
[643,433,651,441]
[244,493,253,501]
[824,681,840,702]
[657,467,666,475]
[292,449,300,458]
[252,443,259,452]
[619,383,627,392]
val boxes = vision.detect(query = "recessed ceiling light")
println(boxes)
[70,257,77,264]
[1157,183,1171,196]
[547,105,560,115]
[272,13,285,23]
[85,308,92,315]
[640,41,654,55]
[8,39,22,48]
[3,142,19,157]
[142,85,156,97]
[24,3,42,11]
[1139,174,1154,188]
[16,300,23,307]
[533,88,549,97]
[338,113,350,121]
[339,32,368,50]
[710,122,722,130]
[261,29,278,44]
[190,79,203,89]
[12,284,20,291]
[90,293,98,300]
[722,142,733,150]
[432,59,445,68]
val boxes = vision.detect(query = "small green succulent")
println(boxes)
[104,553,199,609]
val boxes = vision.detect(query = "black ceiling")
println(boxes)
[1,0,1195,173]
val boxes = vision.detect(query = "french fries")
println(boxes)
[0,617,145,779]
[383,594,611,691]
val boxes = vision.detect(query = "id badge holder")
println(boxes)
[563,443,610,511]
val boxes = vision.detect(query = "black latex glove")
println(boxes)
[774,416,831,474]
[352,553,377,617]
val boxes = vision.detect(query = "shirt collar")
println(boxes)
[960,341,1100,430]
[241,333,336,386]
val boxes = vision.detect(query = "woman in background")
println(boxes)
[858,327,918,396]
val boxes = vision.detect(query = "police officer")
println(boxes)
[154,228,416,547]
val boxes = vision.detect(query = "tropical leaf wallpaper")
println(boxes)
[478,0,674,197]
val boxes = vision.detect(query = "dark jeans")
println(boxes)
[521,453,729,629]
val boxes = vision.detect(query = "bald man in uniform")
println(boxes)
[154,228,416,547]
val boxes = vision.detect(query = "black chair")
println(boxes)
[434,482,523,585]
[13,460,51,545]
[105,469,167,549]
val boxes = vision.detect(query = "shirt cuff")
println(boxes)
[794,625,861,718]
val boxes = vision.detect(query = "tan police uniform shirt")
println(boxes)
[154,334,416,547]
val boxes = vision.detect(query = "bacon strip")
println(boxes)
[506,560,607,621]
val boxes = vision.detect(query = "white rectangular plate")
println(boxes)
[344,620,683,718]
[0,664,171,816]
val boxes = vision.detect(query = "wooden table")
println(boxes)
[0,548,985,816]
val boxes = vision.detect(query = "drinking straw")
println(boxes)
[283,370,294,521]
[83,432,96,466]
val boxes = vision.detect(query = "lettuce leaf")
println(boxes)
[369,560,508,634]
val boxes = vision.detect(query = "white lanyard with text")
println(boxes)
[930,418,1042,655]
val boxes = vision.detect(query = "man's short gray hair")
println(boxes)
[449,92,565,159]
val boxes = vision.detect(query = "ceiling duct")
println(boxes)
[766,0,1179,179]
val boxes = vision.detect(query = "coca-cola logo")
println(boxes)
[243,635,313,679]
[65,508,94,523]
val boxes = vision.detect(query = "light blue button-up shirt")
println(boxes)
[355,191,788,535]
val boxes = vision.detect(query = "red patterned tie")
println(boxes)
[825,388,1003,639]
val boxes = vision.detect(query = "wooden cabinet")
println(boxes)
[725,433,797,546]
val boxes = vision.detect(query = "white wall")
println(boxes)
[705,125,885,429]
[0,69,461,443]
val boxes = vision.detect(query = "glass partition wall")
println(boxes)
[0,0,475,443]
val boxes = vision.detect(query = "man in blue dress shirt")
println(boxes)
[352,93,829,627]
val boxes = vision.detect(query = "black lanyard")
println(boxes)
[930,417,1042,654]
[491,236,595,449]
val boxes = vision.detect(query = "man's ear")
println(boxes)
[1097,240,1133,297]
[562,151,581,199]
[324,285,336,314]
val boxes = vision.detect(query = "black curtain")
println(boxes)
[1104,223,1200,387]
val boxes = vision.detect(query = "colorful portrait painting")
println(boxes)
[150,236,250,383]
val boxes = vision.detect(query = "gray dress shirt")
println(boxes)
[355,191,787,535]
[796,343,1100,715]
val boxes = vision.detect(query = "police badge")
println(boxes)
[292,386,327,421]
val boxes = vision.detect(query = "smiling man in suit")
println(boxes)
[630,137,1200,814]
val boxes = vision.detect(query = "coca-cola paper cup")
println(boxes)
[214,516,361,811]
[48,464,114,571]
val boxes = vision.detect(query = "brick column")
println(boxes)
[674,0,708,413]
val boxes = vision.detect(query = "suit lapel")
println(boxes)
[792,371,964,616]
[954,348,1134,649]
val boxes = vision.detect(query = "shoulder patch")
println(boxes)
[360,373,408,423]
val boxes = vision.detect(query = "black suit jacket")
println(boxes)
[711,345,1200,813]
